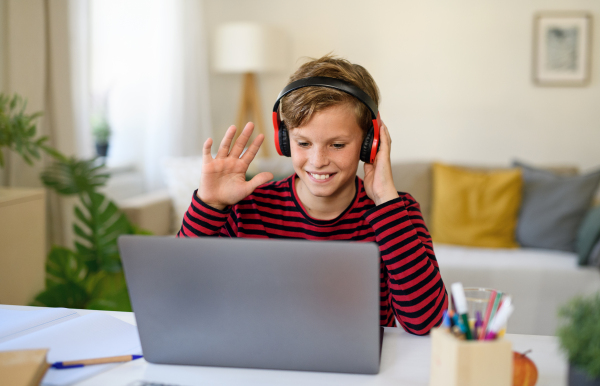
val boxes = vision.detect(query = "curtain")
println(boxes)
[91,0,212,192]
[2,0,212,245]
[1,0,89,248]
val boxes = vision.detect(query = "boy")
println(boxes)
[178,55,448,335]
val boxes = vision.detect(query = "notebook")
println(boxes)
[0,308,141,385]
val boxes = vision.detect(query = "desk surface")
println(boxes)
[1,305,568,386]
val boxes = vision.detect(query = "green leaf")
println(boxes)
[45,246,87,286]
[87,272,131,311]
[32,283,89,309]
[40,158,109,195]
[73,223,94,244]
[33,246,90,308]
[557,293,600,378]
[0,93,46,169]
[74,206,93,228]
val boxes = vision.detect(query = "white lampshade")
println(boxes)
[214,22,286,73]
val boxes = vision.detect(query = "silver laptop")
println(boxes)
[118,236,383,374]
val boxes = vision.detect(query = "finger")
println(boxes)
[240,133,265,165]
[379,124,391,155]
[230,122,255,158]
[247,171,274,192]
[216,125,237,158]
[202,138,214,164]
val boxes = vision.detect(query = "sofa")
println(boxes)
[118,160,600,336]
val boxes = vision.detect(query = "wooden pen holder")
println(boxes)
[429,327,512,386]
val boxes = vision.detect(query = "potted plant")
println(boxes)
[0,93,65,305]
[91,112,111,157]
[557,292,600,386]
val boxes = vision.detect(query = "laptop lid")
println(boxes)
[119,236,382,374]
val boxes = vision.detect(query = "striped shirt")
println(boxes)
[177,174,448,335]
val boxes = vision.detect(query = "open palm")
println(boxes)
[198,122,273,210]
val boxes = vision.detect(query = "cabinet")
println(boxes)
[0,188,46,305]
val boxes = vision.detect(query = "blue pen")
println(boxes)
[52,354,143,369]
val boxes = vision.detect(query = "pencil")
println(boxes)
[51,354,143,369]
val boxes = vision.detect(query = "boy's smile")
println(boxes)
[289,104,364,219]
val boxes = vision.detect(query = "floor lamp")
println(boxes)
[214,23,286,158]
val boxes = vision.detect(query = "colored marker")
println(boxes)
[474,311,483,338]
[52,354,143,369]
[485,298,513,340]
[485,291,503,337]
[479,290,497,340]
[442,310,451,328]
[450,282,473,340]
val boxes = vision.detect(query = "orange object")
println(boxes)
[513,350,538,386]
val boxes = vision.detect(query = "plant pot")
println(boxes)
[570,363,600,386]
[95,143,109,157]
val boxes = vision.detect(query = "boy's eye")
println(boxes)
[332,143,345,149]
[297,141,310,148]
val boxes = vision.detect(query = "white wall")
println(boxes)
[204,0,600,171]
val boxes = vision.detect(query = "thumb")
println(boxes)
[247,172,274,192]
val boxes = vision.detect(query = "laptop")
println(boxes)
[118,236,383,374]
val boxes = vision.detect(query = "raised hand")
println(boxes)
[363,121,399,206]
[197,122,273,210]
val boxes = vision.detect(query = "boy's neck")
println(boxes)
[294,176,356,221]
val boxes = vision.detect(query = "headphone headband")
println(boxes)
[272,77,378,118]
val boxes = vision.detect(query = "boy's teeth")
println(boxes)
[310,173,330,180]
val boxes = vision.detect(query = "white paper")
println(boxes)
[0,313,142,386]
[0,308,79,343]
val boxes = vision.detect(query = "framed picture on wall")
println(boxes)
[533,11,593,86]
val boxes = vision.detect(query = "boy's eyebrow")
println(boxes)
[290,133,354,141]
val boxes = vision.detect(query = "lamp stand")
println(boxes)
[235,72,270,158]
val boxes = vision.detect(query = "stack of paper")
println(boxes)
[0,308,141,385]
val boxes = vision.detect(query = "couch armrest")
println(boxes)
[117,190,174,236]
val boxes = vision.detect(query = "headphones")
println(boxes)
[272,77,381,164]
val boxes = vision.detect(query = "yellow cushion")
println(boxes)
[431,163,523,248]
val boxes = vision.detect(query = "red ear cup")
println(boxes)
[369,117,380,164]
[273,110,291,157]
[273,111,283,156]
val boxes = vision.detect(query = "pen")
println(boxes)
[485,291,503,337]
[474,311,483,338]
[479,290,497,340]
[484,298,513,340]
[51,354,143,369]
[450,282,473,340]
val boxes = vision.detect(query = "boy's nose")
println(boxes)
[309,147,329,168]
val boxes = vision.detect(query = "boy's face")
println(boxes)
[289,104,363,201]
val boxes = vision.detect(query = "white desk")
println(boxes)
[1,305,568,386]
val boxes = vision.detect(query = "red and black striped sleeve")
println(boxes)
[176,190,236,238]
[364,194,448,335]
